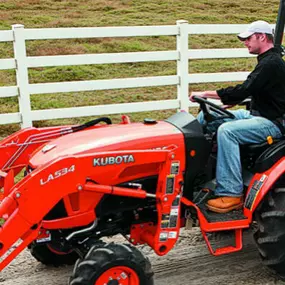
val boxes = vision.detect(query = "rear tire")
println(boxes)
[254,187,285,279]
[69,242,154,285]
[29,242,79,266]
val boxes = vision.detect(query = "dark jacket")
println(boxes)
[217,48,285,120]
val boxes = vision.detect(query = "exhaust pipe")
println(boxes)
[274,0,285,54]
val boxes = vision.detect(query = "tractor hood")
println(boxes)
[29,121,182,168]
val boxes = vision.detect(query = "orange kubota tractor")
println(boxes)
[1,107,285,285]
[1,2,285,284]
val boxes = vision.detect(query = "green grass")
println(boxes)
[0,0,281,138]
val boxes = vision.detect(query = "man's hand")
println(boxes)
[189,91,207,102]
[222,104,235,109]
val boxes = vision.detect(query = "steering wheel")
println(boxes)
[193,95,235,122]
[71,117,112,132]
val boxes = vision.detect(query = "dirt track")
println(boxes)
[1,228,285,285]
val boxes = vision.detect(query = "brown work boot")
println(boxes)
[206,196,243,213]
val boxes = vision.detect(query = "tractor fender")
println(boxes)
[244,157,285,218]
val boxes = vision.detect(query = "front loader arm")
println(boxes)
[0,155,83,270]
[0,147,184,271]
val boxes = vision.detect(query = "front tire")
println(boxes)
[69,242,154,285]
[254,187,285,279]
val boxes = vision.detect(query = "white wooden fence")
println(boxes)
[0,20,272,128]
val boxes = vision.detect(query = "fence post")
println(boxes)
[12,24,32,128]
[176,20,189,112]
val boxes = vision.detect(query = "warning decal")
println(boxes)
[161,214,170,228]
[171,162,180,175]
[166,175,175,194]
[159,232,168,242]
[245,174,267,210]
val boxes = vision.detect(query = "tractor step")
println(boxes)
[198,202,247,223]
[201,228,243,256]
[197,201,247,256]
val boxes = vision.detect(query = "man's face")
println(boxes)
[243,34,263,54]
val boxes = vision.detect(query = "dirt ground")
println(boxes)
[0,228,285,285]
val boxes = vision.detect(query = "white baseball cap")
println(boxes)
[238,20,273,40]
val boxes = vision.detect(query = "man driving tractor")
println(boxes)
[190,20,285,213]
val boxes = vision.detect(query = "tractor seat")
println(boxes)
[241,137,282,156]
[241,137,285,173]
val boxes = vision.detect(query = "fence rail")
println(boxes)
[29,76,180,95]
[0,31,13,42]
[24,25,179,40]
[0,21,273,128]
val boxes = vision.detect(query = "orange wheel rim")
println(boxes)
[95,266,139,285]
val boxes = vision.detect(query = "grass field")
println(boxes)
[0,0,281,137]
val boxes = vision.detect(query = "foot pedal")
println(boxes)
[201,229,243,256]
[193,188,213,205]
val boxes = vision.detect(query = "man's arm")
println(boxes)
[189,90,220,102]
[190,57,272,105]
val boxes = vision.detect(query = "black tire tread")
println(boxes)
[254,187,285,279]
[29,242,79,266]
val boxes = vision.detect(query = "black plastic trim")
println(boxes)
[165,112,211,199]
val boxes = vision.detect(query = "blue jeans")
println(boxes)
[197,109,282,197]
